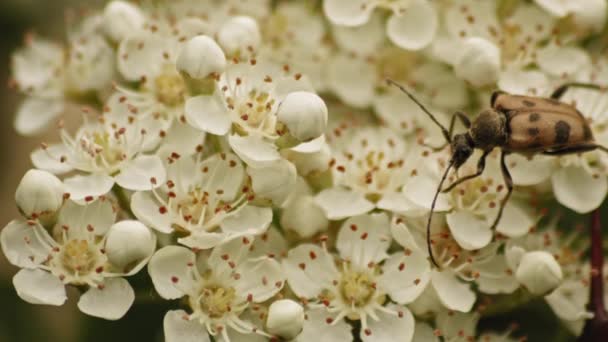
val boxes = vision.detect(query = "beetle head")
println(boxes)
[450,133,474,169]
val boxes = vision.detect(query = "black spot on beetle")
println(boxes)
[554,120,571,145]
[528,127,540,136]
[522,100,536,107]
[529,113,540,122]
[583,124,593,140]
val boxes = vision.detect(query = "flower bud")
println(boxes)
[454,37,500,87]
[176,35,226,79]
[281,178,328,238]
[277,91,328,143]
[15,169,64,220]
[515,251,563,296]
[102,1,145,42]
[217,16,261,56]
[266,299,304,340]
[105,220,156,274]
[571,0,607,34]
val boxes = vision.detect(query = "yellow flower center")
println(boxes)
[154,71,186,107]
[196,286,237,319]
[61,239,99,276]
[339,270,376,308]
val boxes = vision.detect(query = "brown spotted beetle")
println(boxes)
[387,79,608,267]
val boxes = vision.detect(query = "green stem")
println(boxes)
[112,184,134,219]
[478,289,536,317]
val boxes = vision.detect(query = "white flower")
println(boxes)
[184,61,316,167]
[131,153,271,249]
[266,299,305,340]
[15,169,64,221]
[323,0,437,50]
[11,37,65,136]
[283,213,426,341]
[176,35,226,80]
[0,200,156,319]
[149,238,284,341]
[294,309,353,342]
[434,310,479,341]
[515,251,563,295]
[217,16,261,57]
[31,99,167,197]
[315,127,423,220]
[248,158,298,207]
[535,0,607,33]
[102,1,145,43]
[259,2,330,92]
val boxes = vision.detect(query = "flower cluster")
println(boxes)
[3,0,608,340]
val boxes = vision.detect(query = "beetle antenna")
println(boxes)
[427,160,454,268]
[386,78,452,143]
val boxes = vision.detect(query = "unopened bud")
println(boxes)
[515,251,563,296]
[266,299,305,340]
[176,35,226,79]
[15,169,64,221]
[102,1,145,42]
[105,220,156,274]
[277,91,328,143]
[217,16,261,56]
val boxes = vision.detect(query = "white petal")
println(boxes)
[178,232,226,250]
[536,45,591,78]
[386,0,437,50]
[336,213,391,268]
[63,173,114,201]
[201,153,245,201]
[314,187,374,220]
[431,270,475,312]
[185,94,231,135]
[390,219,424,252]
[323,0,372,26]
[31,144,74,174]
[57,199,116,236]
[545,280,591,321]
[117,33,165,81]
[552,165,607,213]
[157,120,207,158]
[281,193,329,239]
[453,37,501,87]
[131,191,174,233]
[234,258,284,302]
[362,305,414,342]
[435,310,479,339]
[115,155,166,191]
[13,269,66,306]
[498,69,550,96]
[228,134,281,168]
[379,251,431,304]
[534,0,570,17]
[282,244,339,298]
[148,246,195,299]
[1,220,52,268]
[248,159,297,207]
[404,174,451,211]
[326,54,375,108]
[14,97,63,136]
[507,153,554,186]
[164,310,210,342]
[77,277,135,320]
[221,206,272,236]
[294,309,353,342]
[496,201,535,238]
[446,210,492,250]
[377,192,424,216]
[332,13,385,55]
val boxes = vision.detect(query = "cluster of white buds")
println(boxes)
[3,0,608,340]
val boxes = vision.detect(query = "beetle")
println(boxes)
[387,79,608,267]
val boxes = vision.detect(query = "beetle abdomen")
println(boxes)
[506,111,594,152]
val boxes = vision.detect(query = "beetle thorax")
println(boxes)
[470,109,507,150]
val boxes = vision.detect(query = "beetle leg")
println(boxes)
[490,151,513,230]
[551,82,604,100]
[420,111,470,151]
[441,149,490,193]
